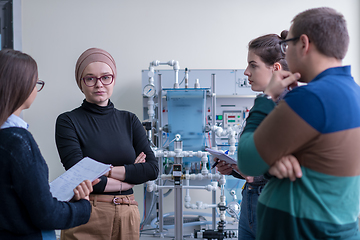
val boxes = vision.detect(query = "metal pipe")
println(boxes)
[211,73,217,149]
[173,141,183,240]
[211,73,217,229]
[157,73,164,234]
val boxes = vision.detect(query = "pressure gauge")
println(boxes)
[143,84,156,97]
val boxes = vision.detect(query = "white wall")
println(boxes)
[19,0,359,217]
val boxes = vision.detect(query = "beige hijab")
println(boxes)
[75,48,117,90]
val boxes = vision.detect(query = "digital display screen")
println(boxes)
[173,164,182,171]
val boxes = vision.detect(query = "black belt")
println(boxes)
[246,183,265,194]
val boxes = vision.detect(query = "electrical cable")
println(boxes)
[162,136,177,148]
[178,76,186,87]
[162,133,169,148]
[140,165,174,230]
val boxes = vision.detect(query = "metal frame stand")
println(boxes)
[173,140,183,240]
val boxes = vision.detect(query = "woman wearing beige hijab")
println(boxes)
[56,48,159,240]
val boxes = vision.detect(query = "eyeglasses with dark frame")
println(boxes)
[82,74,114,87]
[36,80,45,92]
[279,37,300,54]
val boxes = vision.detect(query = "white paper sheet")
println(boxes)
[205,148,237,165]
[49,157,111,201]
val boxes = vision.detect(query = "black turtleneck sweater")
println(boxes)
[55,100,159,195]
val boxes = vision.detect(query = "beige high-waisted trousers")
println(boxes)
[61,194,140,240]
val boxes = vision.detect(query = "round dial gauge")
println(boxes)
[143,84,156,97]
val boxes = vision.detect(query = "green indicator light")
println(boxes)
[237,116,240,118]
[216,115,223,120]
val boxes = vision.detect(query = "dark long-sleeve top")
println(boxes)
[230,90,289,186]
[0,127,91,239]
[55,100,159,195]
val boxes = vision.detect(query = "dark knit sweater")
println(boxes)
[55,100,159,195]
[0,127,91,239]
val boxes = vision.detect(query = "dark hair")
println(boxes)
[0,49,38,126]
[248,30,289,71]
[291,7,349,60]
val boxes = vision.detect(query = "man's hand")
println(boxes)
[264,70,301,100]
[268,155,302,181]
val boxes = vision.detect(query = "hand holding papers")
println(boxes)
[205,148,237,165]
[205,148,241,175]
[50,157,112,201]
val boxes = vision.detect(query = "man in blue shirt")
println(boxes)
[237,7,360,239]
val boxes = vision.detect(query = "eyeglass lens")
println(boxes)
[36,80,45,92]
[281,42,288,54]
[83,75,114,87]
